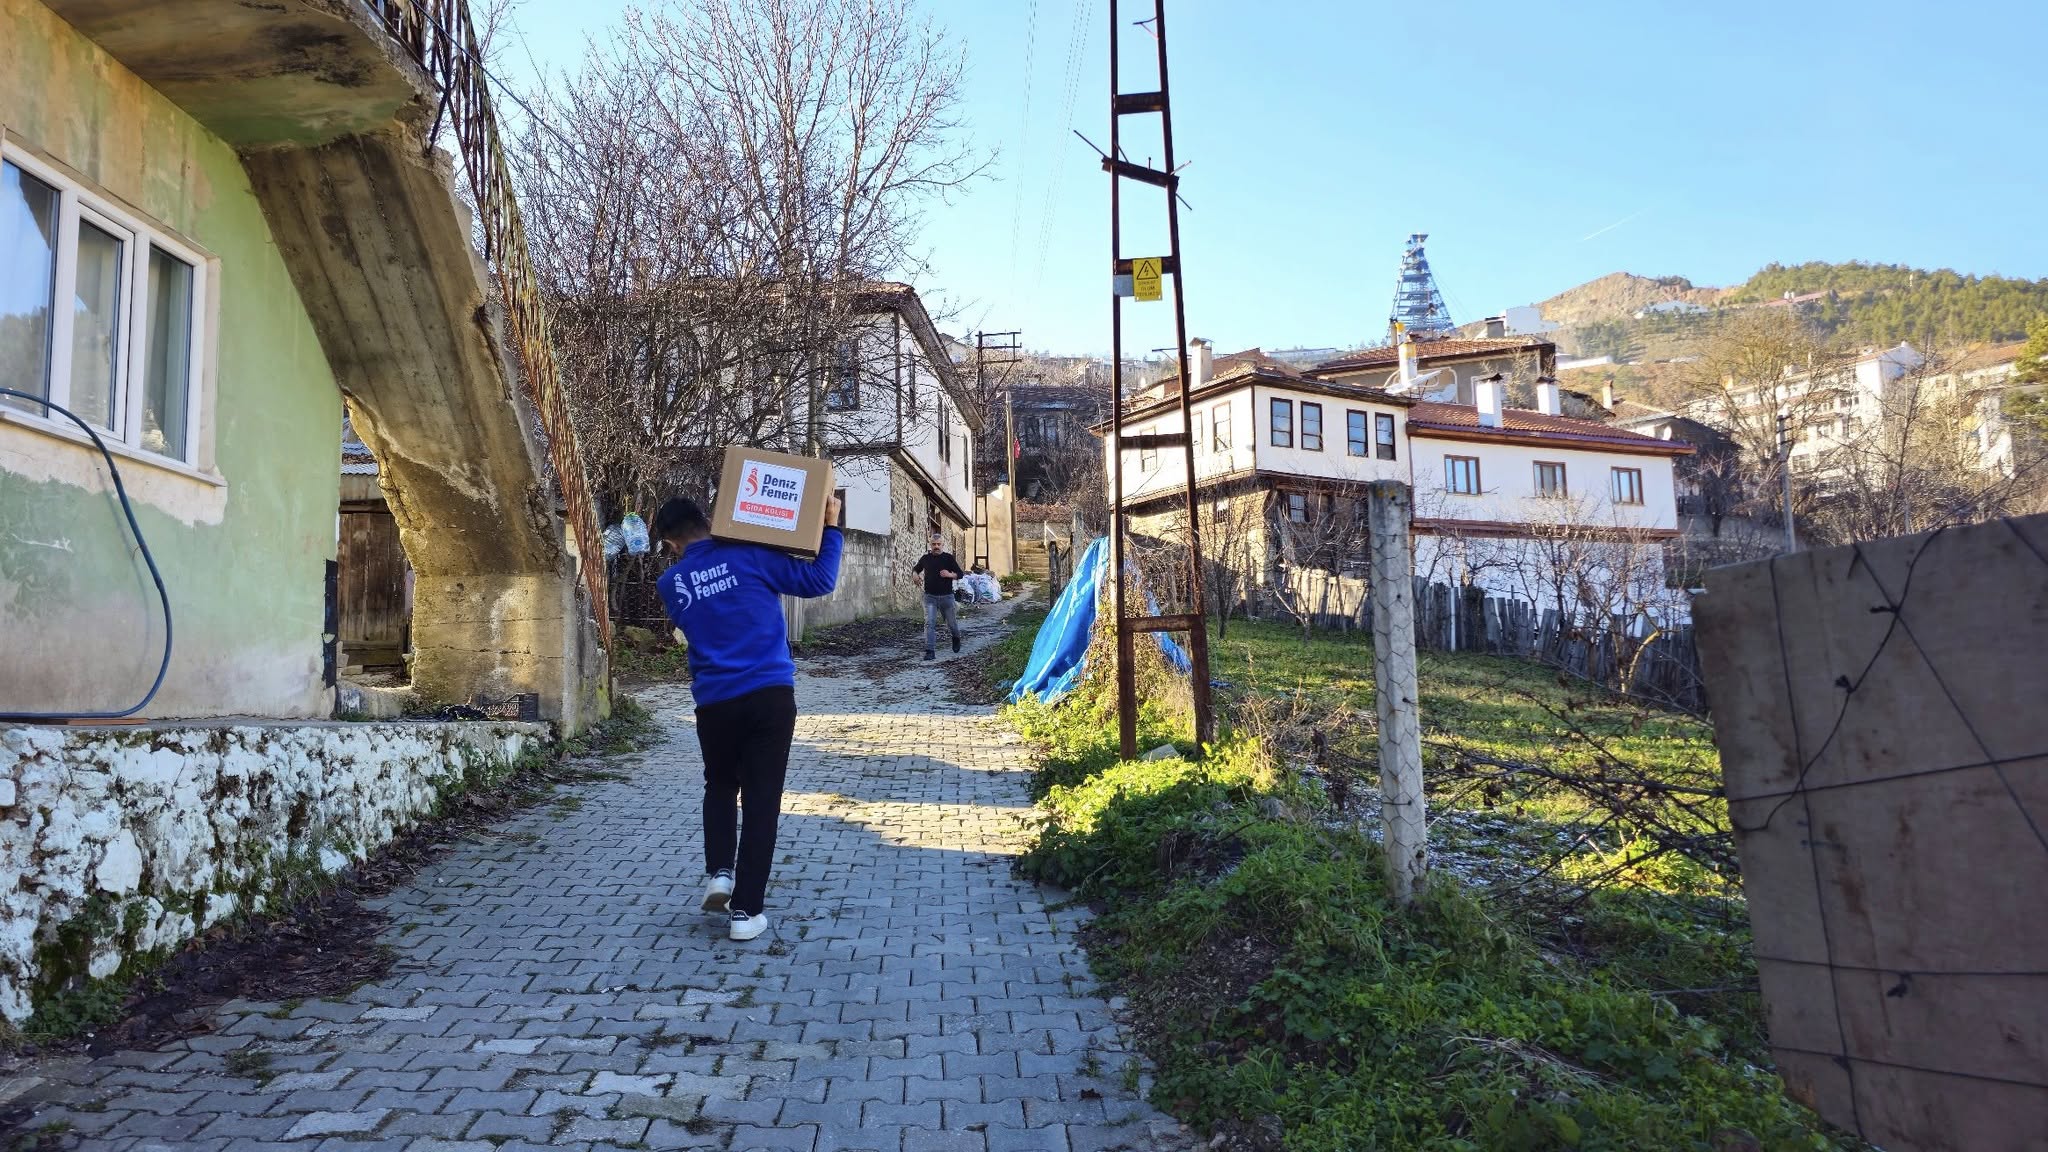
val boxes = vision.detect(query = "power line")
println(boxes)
[1005,0,1040,291]
[1031,0,1095,290]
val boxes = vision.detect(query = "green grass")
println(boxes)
[982,598,1050,689]
[1214,620,1731,895]
[1213,620,1716,785]
[997,613,1846,1150]
[612,641,690,682]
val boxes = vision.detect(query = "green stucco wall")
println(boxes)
[1,0,343,718]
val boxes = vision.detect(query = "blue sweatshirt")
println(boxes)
[658,529,844,707]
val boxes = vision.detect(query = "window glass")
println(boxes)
[1375,413,1397,460]
[1347,410,1366,456]
[69,219,125,430]
[1,161,59,408]
[143,246,193,458]
[1301,402,1323,451]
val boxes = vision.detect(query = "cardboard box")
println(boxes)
[710,446,836,556]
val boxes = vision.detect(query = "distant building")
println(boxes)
[1099,337,1691,623]
[1678,343,1925,481]
[1314,326,1558,407]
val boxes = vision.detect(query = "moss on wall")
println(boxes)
[1,0,344,718]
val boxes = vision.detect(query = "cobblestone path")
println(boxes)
[9,600,1188,1151]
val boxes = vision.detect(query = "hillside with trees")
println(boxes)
[1533,261,2048,362]
[1727,261,2048,348]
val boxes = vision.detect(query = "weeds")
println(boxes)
[999,612,1856,1151]
[223,1047,276,1083]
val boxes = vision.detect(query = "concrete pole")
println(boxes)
[1367,480,1427,904]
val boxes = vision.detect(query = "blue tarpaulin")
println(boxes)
[1007,537,1190,704]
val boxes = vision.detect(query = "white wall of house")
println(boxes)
[1408,433,1680,533]
[1106,382,1410,506]
[892,322,974,519]
[1414,531,1685,628]
[1250,384,1409,485]
[834,453,895,536]
[1107,398,1231,506]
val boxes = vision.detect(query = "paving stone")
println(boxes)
[464,1111,557,1142]
[7,606,1188,1152]
[985,1125,1073,1152]
[284,1109,391,1140]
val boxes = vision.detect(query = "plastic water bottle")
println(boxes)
[601,526,625,558]
[621,513,650,555]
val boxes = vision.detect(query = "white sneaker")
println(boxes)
[728,911,770,941]
[701,872,734,914]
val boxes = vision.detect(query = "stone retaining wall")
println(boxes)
[0,720,546,1024]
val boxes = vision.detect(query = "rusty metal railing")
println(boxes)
[365,0,612,646]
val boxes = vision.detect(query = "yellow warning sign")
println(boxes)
[1133,257,1163,302]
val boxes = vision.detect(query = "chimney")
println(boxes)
[1187,338,1213,390]
[1484,315,1506,338]
[1536,378,1561,416]
[1394,323,1418,393]
[1476,375,1504,428]
[1601,382,1616,409]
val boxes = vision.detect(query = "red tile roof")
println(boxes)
[1406,401,1694,455]
[1315,336,1554,373]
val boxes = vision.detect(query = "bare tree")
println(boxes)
[1418,496,1691,700]
[1676,308,1837,544]
[1805,347,2048,544]
[511,0,986,521]
[1267,482,1372,641]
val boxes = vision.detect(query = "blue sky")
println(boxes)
[499,0,2048,355]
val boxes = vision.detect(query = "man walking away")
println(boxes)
[913,534,963,661]
[653,493,843,942]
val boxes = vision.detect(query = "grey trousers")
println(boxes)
[924,592,960,654]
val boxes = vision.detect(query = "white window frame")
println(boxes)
[2,142,210,468]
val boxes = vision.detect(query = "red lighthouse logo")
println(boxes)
[744,467,759,497]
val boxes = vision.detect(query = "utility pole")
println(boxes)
[973,331,1022,573]
[1105,0,1214,755]
[1776,408,1798,553]
[1367,481,1426,903]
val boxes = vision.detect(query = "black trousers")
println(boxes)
[694,684,797,916]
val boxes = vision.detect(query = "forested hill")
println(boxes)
[1725,261,2048,348]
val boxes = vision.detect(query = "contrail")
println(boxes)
[1580,210,1644,242]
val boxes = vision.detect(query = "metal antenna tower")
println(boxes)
[1389,233,1455,341]
[1104,0,1215,756]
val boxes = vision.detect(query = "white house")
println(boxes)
[1406,377,1693,622]
[807,283,980,628]
[1912,340,2037,477]
[1099,343,1413,591]
[1678,343,1925,480]
[1100,338,1692,624]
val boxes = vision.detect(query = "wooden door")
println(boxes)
[338,508,409,670]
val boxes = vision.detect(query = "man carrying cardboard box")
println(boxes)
[652,491,843,942]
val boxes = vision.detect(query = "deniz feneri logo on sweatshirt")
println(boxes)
[670,562,738,613]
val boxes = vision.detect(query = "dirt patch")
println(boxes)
[801,614,923,657]
[1155,829,1247,885]
[949,633,1020,705]
[0,724,654,1082]
[1088,913,1285,1065]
